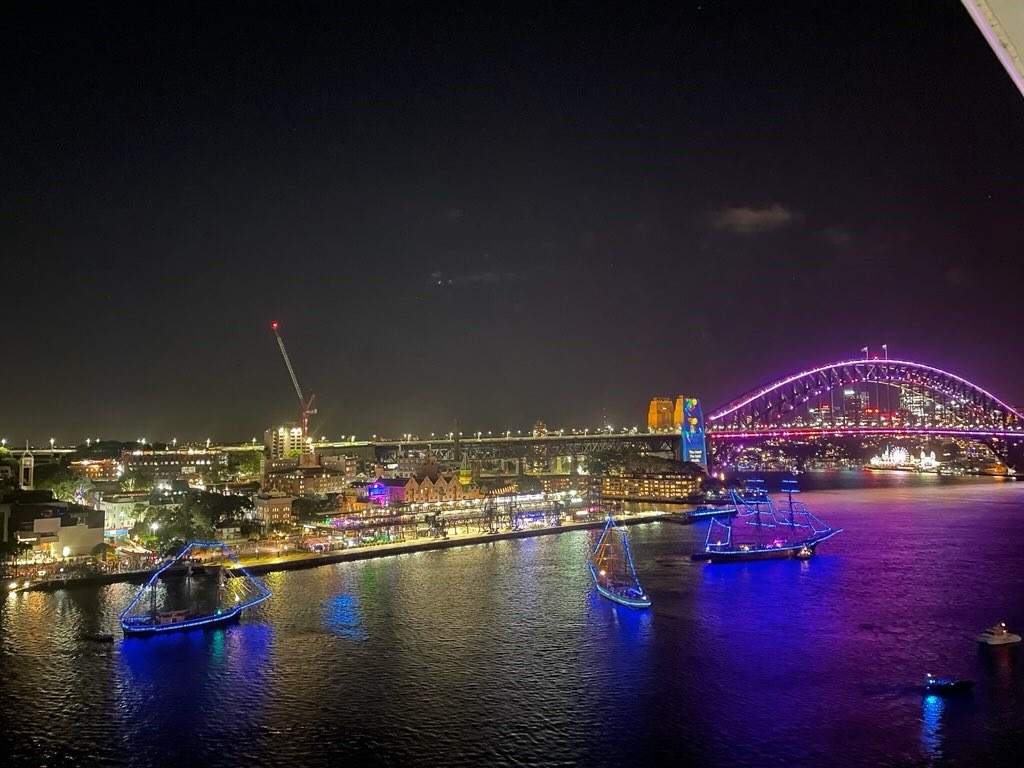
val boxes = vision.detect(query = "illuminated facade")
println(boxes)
[264,425,305,459]
[680,397,707,468]
[647,398,675,431]
[121,449,227,480]
[0,490,104,557]
[601,473,701,502]
[263,466,347,497]
[254,495,296,527]
[70,458,121,482]
[367,473,476,506]
[99,491,150,533]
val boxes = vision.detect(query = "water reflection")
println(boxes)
[921,693,944,759]
[116,623,274,764]
[322,594,368,639]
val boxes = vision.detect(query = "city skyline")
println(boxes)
[5,2,1024,441]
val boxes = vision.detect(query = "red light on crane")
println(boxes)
[271,321,279,330]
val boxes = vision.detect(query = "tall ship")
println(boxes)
[120,541,272,637]
[691,479,841,563]
[588,515,652,609]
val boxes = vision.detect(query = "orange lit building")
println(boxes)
[647,398,674,431]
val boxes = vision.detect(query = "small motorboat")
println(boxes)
[976,622,1022,645]
[923,673,974,696]
[794,545,814,560]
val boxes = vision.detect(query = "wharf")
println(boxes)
[9,511,670,592]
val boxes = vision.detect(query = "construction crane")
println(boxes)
[270,321,317,450]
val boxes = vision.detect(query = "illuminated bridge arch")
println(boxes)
[707,359,1024,438]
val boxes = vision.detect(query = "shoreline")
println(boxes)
[10,511,670,592]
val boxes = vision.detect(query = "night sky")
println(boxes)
[4,1,1023,444]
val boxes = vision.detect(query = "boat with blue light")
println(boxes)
[120,542,271,637]
[691,479,841,563]
[923,673,973,697]
[588,514,651,609]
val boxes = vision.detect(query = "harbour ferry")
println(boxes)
[691,479,841,563]
[120,541,271,637]
[588,514,651,609]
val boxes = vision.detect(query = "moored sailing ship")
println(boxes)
[691,479,841,563]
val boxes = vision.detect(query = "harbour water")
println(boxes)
[3,473,1024,766]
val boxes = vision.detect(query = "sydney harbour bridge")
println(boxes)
[328,357,1023,470]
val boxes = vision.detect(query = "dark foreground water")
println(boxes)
[3,473,1024,767]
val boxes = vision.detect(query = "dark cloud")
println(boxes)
[709,204,799,234]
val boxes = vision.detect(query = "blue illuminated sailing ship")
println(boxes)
[120,542,271,637]
[691,479,841,563]
[588,515,652,609]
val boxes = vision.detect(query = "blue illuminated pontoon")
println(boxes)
[120,542,271,637]
[691,479,841,563]
[588,515,652,609]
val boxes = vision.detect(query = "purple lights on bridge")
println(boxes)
[706,358,1024,439]
[710,427,1024,440]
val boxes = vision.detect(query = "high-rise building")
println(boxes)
[264,425,305,459]
[647,398,674,431]
[842,389,870,425]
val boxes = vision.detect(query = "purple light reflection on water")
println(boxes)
[3,473,1024,766]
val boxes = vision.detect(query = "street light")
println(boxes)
[49,438,55,451]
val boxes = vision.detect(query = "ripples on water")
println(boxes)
[3,474,1024,767]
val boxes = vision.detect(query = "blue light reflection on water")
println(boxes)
[323,594,368,640]
[116,623,274,766]
[921,693,944,759]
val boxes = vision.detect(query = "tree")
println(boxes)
[0,539,32,565]
[91,542,115,562]
[230,450,264,478]
[35,466,94,502]
[120,467,156,492]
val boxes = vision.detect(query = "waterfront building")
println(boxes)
[264,425,305,459]
[601,473,701,502]
[405,473,474,503]
[537,475,579,494]
[0,489,104,558]
[367,477,409,506]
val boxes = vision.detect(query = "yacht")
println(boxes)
[976,622,1022,645]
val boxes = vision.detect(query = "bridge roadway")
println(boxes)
[234,422,1023,465]
[313,432,681,463]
